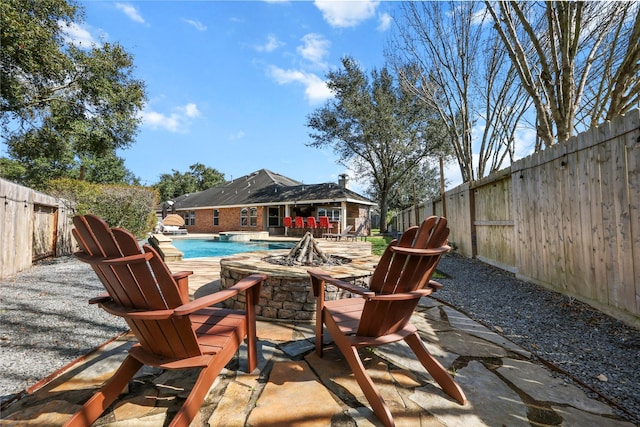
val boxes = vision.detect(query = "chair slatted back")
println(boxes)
[294,216,305,228]
[307,216,317,229]
[73,214,202,360]
[319,216,330,229]
[358,216,449,337]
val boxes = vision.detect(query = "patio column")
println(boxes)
[340,201,347,233]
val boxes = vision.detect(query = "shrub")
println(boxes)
[47,179,158,238]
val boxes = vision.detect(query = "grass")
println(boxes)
[365,229,394,256]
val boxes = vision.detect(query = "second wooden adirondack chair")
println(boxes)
[65,214,266,427]
[308,216,466,427]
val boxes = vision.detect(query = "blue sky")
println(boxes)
[59,0,418,194]
[5,1,541,193]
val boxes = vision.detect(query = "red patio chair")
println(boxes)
[294,216,305,236]
[318,216,330,236]
[306,216,318,236]
[65,214,266,427]
[308,216,466,426]
[284,216,293,236]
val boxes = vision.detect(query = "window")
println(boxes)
[240,208,248,226]
[250,207,258,227]
[318,207,341,221]
[183,211,195,226]
[268,207,280,227]
[241,207,258,227]
[213,209,219,226]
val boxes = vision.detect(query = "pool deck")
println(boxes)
[164,235,372,297]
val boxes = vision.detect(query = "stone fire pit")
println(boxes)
[219,235,377,321]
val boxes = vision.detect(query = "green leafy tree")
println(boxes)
[78,152,140,185]
[189,163,225,192]
[307,57,450,233]
[155,163,225,202]
[1,0,146,189]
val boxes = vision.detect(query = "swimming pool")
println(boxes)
[171,239,294,259]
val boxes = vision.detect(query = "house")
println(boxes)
[163,169,376,236]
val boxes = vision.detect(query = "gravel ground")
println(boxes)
[1,253,639,423]
[435,254,640,424]
[0,256,127,405]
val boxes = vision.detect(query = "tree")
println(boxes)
[1,0,146,189]
[155,163,225,202]
[79,152,140,185]
[485,1,640,148]
[307,57,450,233]
[189,162,225,191]
[391,1,531,183]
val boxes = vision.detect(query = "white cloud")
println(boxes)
[141,103,200,132]
[297,33,330,65]
[443,158,463,190]
[314,0,379,28]
[513,126,536,160]
[267,66,333,104]
[255,34,284,52]
[116,3,145,24]
[60,21,99,47]
[183,19,207,32]
[229,131,246,140]
[182,103,200,118]
[377,12,392,32]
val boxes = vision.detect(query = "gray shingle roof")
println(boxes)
[171,169,374,209]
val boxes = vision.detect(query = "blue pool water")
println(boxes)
[171,239,294,259]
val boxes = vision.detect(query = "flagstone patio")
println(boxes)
[0,239,635,426]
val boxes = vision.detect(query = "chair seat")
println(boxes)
[324,298,365,335]
[191,307,247,354]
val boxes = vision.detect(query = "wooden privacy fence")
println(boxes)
[0,178,75,280]
[393,109,639,326]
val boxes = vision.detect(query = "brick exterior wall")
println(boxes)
[180,204,370,235]
[181,206,267,233]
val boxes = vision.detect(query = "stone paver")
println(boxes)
[1,246,635,426]
[246,360,344,426]
[498,358,615,414]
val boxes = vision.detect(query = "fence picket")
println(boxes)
[392,109,640,325]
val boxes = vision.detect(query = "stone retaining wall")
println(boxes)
[220,266,361,321]
[219,251,378,321]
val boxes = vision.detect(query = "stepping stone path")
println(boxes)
[1,299,635,426]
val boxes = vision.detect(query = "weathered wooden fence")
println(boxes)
[393,109,640,326]
[0,178,75,280]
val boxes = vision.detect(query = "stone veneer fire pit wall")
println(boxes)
[219,248,379,322]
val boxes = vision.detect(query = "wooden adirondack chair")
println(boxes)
[65,214,266,427]
[308,216,466,427]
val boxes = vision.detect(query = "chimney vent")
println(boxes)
[338,174,349,189]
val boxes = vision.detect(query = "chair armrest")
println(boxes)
[368,288,433,301]
[75,251,153,266]
[428,280,443,291]
[172,271,193,280]
[174,273,266,316]
[89,294,111,304]
[389,245,450,256]
[308,269,375,297]
[99,300,175,320]
[172,271,193,303]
